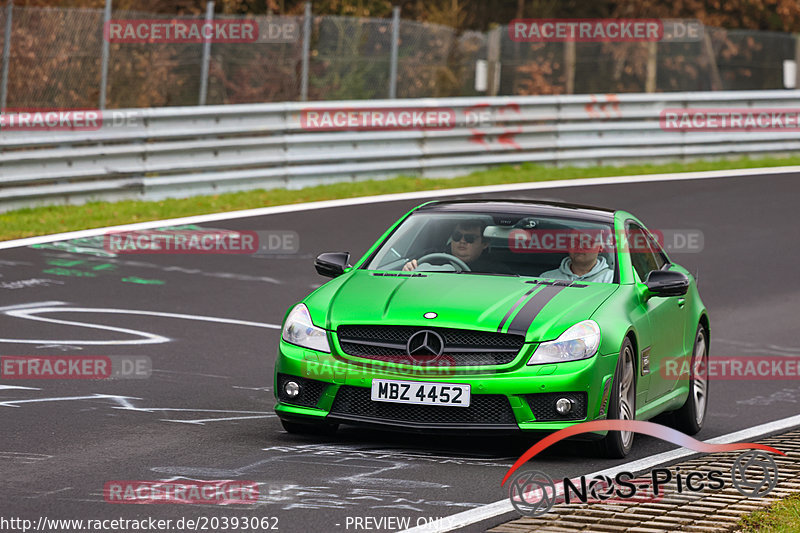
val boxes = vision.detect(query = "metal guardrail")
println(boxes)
[2,90,800,212]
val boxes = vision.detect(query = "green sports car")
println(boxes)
[274,200,709,457]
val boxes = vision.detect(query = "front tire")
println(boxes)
[670,324,708,435]
[598,338,636,458]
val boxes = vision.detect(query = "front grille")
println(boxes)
[276,374,328,408]
[336,325,524,366]
[329,385,516,426]
[526,392,588,421]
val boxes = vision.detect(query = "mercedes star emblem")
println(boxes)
[406,330,445,361]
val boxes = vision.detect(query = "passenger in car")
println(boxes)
[540,233,614,283]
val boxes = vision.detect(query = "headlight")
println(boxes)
[281,304,330,353]
[528,320,600,365]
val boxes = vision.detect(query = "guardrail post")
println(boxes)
[795,34,800,90]
[564,40,575,94]
[486,26,501,96]
[99,0,112,109]
[0,0,13,112]
[300,2,311,101]
[388,5,400,99]
[198,0,214,105]
[645,41,657,92]
[703,30,722,90]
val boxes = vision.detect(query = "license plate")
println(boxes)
[370,379,471,407]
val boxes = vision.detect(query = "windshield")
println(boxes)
[364,211,618,283]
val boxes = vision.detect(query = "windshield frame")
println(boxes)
[359,209,620,284]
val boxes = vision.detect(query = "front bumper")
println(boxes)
[274,340,617,434]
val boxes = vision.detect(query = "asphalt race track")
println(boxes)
[1,171,799,533]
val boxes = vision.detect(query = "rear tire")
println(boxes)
[670,324,708,435]
[280,419,339,436]
[598,338,636,459]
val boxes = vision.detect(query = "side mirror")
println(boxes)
[644,269,689,297]
[315,252,350,278]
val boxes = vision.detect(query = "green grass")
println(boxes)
[2,155,800,242]
[739,493,800,532]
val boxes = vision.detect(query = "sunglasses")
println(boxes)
[451,231,479,244]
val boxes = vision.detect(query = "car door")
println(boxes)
[626,221,687,402]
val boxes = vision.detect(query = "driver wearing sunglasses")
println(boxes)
[402,221,498,272]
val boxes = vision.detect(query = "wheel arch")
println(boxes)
[623,327,639,376]
[698,312,710,348]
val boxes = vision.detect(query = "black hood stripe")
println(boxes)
[506,285,566,335]
[497,287,538,333]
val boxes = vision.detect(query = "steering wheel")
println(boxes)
[415,253,471,272]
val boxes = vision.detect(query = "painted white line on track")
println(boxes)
[1,165,799,251]
[0,394,140,408]
[0,303,280,345]
[400,413,800,533]
[0,301,65,312]
[113,407,271,414]
[161,415,275,425]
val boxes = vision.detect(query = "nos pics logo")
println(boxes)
[503,420,782,517]
[509,450,778,517]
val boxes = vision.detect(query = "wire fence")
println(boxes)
[0,1,799,109]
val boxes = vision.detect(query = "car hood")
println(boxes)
[306,270,618,342]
